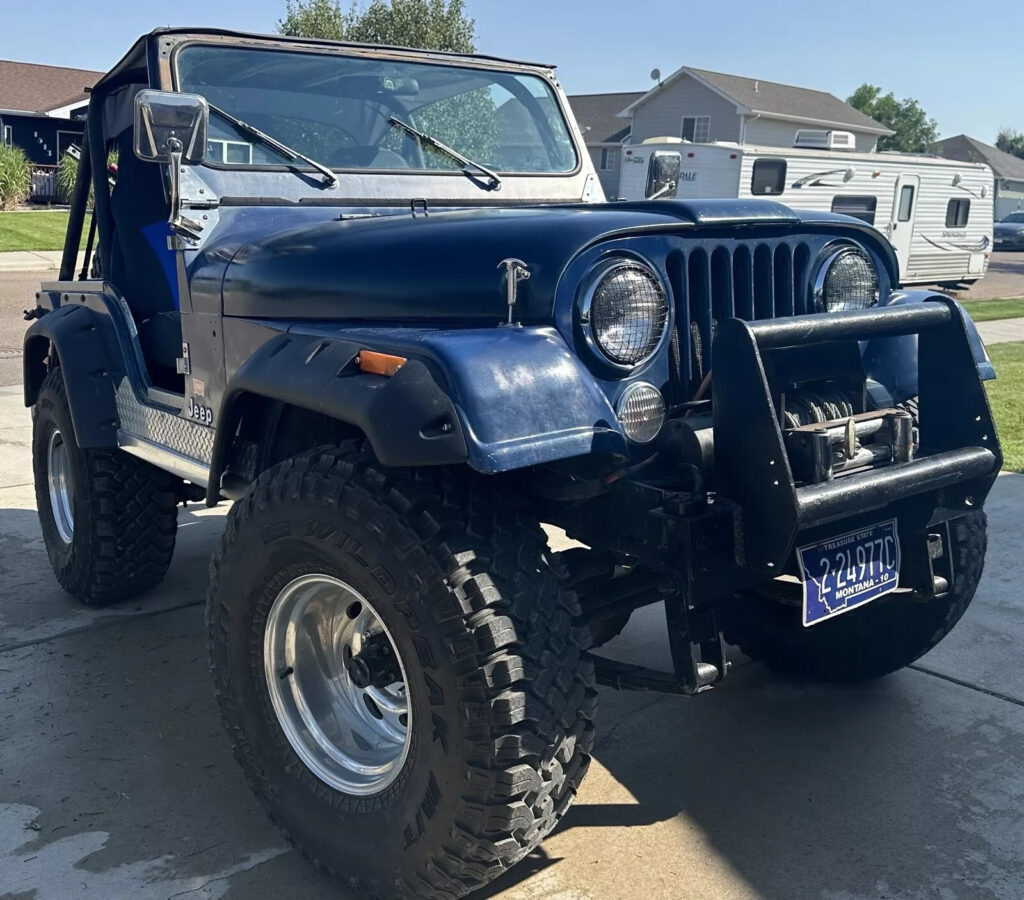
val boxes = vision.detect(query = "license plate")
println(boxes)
[797,520,901,627]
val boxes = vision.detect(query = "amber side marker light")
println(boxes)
[357,350,407,377]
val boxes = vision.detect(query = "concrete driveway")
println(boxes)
[2,381,1024,899]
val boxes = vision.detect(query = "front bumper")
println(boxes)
[712,298,1001,574]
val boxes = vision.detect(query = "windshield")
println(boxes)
[1002,212,1024,223]
[175,44,578,175]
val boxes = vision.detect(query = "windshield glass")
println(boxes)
[176,44,578,175]
[1002,212,1024,223]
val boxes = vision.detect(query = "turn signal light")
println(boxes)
[357,350,407,377]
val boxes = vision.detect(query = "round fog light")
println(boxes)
[616,382,665,444]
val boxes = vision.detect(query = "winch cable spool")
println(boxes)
[783,390,855,430]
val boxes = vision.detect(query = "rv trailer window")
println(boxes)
[946,199,970,228]
[897,185,915,221]
[681,116,710,143]
[831,195,877,225]
[751,159,786,195]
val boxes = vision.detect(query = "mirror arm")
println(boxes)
[648,180,678,200]
[166,139,204,240]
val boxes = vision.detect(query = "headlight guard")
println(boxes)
[578,258,670,370]
[813,244,880,313]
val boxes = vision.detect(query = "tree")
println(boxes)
[996,128,1024,160]
[846,84,938,153]
[277,0,491,163]
[279,0,475,52]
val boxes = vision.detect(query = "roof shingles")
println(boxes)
[932,134,1024,182]
[567,91,644,144]
[0,59,102,114]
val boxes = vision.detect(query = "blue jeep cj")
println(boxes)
[23,27,1001,899]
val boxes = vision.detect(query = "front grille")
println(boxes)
[666,239,813,398]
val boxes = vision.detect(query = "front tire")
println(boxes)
[207,446,596,899]
[725,512,987,682]
[32,368,179,605]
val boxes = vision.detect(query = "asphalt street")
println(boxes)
[1,263,1024,898]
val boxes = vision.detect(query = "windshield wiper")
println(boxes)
[388,116,501,191]
[207,103,338,188]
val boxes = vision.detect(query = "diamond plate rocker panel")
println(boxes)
[115,380,214,465]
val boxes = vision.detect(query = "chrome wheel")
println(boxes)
[47,428,74,544]
[264,574,411,795]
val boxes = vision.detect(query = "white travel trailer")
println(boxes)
[617,135,994,286]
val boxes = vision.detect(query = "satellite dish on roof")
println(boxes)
[651,68,661,84]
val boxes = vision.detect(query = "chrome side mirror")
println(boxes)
[646,150,681,200]
[134,90,209,238]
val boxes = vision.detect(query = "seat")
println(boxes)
[108,128,183,391]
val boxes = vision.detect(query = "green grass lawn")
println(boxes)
[986,341,1024,472]
[961,298,1024,323]
[0,210,91,252]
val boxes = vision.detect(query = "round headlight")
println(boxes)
[582,261,669,367]
[815,246,879,312]
[616,382,666,444]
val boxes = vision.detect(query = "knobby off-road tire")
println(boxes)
[32,368,178,605]
[725,511,986,682]
[207,445,597,900]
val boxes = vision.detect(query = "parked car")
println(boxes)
[995,211,1024,249]
[23,27,1002,900]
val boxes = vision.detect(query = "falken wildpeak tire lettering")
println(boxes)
[206,444,597,900]
[31,367,179,605]
[725,511,987,683]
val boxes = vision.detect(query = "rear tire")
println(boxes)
[32,367,179,605]
[725,512,986,682]
[207,445,597,899]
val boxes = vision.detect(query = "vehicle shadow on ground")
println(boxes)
[4,499,1022,900]
[0,504,226,652]
[483,654,1024,899]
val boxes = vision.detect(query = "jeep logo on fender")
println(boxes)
[187,396,213,426]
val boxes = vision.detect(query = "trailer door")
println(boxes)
[888,175,919,279]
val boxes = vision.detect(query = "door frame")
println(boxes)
[888,174,920,280]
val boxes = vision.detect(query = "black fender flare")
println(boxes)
[23,304,121,448]
[207,333,468,504]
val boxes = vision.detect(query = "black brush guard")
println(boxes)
[563,297,1000,697]
[713,297,1002,574]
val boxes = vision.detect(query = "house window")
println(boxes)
[751,159,787,195]
[599,148,617,172]
[831,195,878,225]
[2,125,11,148]
[946,198,970,228]
[206,139,254,165]
[897,185,915,222]
[681,115,710,143]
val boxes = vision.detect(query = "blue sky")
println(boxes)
[2,0,1019,143]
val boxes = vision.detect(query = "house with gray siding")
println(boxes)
[566,92,642,196]
[932,134,1024,220]
[623,67,891,152]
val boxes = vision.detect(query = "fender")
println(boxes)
[210,325,628,502]
[209,333,470,503]
[862,291,995,403]
[23,304,122,448]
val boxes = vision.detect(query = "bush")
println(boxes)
[56,149,117,207]
[56,152,79,204]
[0,144,32,210]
